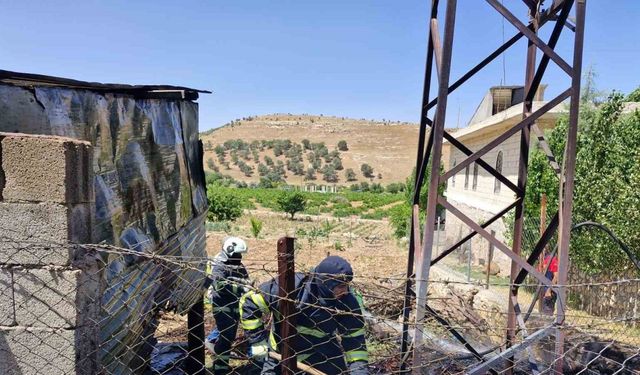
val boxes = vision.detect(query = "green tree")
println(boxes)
[302,139,311,150]
[337,140,349,151]
[524,90,640,273]
[206,187,243,222]
[304,167,317,181]
[360,163,374,178]
[322,165,338,183]
[258,163,270,176]
[331,156,344,171]
[278,192,307,219]
[214,145,226,157]
[345,168,357,182]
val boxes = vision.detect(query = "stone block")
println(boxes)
[0,327,76,375]
[0,268,14,326]
[13,269,81,328]
[0,133,92,204]
[0,202,91,265]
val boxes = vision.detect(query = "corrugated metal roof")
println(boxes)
[0,69,211,100]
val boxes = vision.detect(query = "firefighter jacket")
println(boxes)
[240,272,369,375]
[206,254,249,314]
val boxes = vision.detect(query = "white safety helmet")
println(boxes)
[221,237,248,258]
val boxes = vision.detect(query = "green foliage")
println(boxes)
[214,145,226,157]
[259,171,284,188]
[206,186,243,222]
[361,163,374,178]
[249,217,263,238]
[322,165,338,183]
[524,91,640,273]
[331,156,344,171]
[277,192,307,219]
[345,168,357,182]
[337,140,349,151]
[304,167,317,181]
[370,183,384,193]
[388,203,412,239]
[627,87,640,102]
[386,182,405,194]
[205,171,238,187]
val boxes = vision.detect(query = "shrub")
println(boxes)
[207,187,243,222]
[386,182,404,194]
[337,140,349,151]
[249,217,263,238]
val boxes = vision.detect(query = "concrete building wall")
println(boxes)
[0,133,100,375]
[442,129,521,275]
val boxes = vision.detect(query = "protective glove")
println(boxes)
[249,340,269,360]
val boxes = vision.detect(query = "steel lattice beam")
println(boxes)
[400,1,586,374]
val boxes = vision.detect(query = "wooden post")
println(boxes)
[186,299,205,375]
[277,237,297,375]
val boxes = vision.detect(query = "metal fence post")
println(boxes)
[277,237,297,375]
[186,298,205,375]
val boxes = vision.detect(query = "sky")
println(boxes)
[1,1,638,131]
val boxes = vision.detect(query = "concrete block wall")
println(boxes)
[0,133,100,375]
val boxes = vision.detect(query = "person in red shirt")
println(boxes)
[541,254,559,315]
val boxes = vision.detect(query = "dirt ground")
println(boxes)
[205,209,408,285]
[155,209,640,373]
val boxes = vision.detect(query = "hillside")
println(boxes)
[200,114,421,186]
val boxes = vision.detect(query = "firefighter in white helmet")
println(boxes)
[204,237,250,374]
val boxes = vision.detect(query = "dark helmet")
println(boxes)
[315,256,354,291]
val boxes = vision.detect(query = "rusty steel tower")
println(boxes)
[400,0,586,374]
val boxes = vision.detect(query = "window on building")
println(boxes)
[451,160,457,187]
[494,151,503,194]
[464,164,470,189]
[472,163,479,191]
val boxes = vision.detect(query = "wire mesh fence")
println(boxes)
[1,233,639,374]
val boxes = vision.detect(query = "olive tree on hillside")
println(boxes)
[360,163,374,178]
[345,168,357,182]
